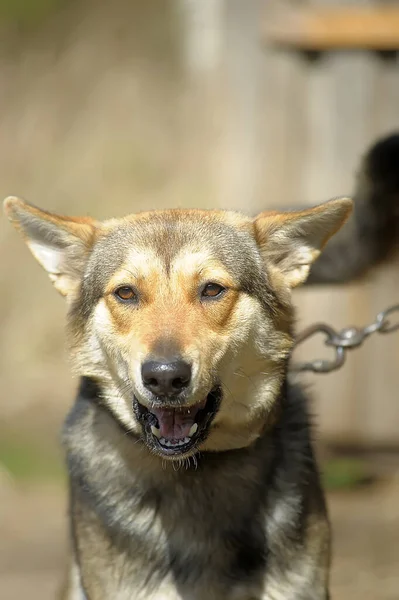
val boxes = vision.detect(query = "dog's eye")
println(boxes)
[201,283,226,299]
[114,286,137,302]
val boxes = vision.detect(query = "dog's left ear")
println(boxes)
[254,197,353,288]
[3,196,98,297]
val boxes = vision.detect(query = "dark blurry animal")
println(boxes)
[306,133,399,285]
[3,192,352,599]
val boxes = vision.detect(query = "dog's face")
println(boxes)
[4,197,351,460]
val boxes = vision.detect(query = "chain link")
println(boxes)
[292,303,399,374]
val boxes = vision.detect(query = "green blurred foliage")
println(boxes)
[0,436,65,482]
[323,457,374,490]
[0,0,66,26]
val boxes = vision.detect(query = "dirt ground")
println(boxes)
[0,475,398,600]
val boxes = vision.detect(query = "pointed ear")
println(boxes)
[254,197,353,288]
[3,196,98,297]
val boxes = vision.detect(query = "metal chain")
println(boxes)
[292,303,399,374]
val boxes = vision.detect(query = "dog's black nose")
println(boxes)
[141,360,192,396]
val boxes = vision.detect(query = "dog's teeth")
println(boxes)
[160,438,172,447]
[151,425,161,439]
[159,436,192,448]
[188,423,198,437]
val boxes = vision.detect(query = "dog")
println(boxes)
[4,190,353,600]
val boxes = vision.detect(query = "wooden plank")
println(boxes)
[263,7,399,50]
[217,0,264,212]
[295,46,375,443]
[258,47,310,209]
[358,51,399,445]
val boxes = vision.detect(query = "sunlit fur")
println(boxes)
[50,209,296,456]
[71,204,349,455]
[77,248,292,453]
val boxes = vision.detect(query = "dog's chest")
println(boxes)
[73,475,267,600]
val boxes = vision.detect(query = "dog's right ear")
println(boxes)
[3,197,98,297]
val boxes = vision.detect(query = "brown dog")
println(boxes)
[4,196,352,599]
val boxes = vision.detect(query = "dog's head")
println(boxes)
[4,197,351,460]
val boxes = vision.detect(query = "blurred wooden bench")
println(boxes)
[263,7,399,51]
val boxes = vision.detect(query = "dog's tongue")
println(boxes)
[150,404,203,440]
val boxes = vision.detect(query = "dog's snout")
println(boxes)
[141,360,192,396]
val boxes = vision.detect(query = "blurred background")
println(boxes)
[0,0,398,598]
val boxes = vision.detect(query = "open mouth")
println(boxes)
[133,386,222,456]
